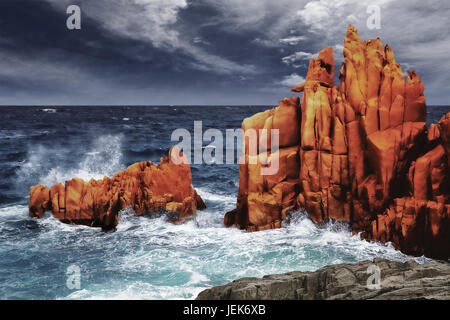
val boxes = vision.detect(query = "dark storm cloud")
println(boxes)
[0,0,175,103]
[0,0,449,105]
[0,0,318,105]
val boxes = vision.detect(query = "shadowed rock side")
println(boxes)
[224,25,450,260]
[29,146,206,231]
[196,258,450,300]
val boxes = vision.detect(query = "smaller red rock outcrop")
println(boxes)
[29,146,205,231]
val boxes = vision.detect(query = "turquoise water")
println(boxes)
[0,196,431,300]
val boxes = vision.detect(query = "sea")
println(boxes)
[0,105,448,299]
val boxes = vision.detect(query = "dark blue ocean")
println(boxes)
[0,105,448,299]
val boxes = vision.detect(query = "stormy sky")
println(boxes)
[0,0,449,105]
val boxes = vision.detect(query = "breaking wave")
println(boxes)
[15,135,124,189]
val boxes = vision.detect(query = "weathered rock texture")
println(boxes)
[224,25,450,260]
[29,147,205,231]
[196,258,450,300]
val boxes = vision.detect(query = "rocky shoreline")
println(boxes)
[196,258,450,300]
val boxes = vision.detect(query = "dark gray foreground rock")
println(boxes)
[196,258,450,300]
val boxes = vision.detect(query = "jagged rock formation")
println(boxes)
[224,25,450,260]
[196,258,450,300]
[29,146,206,231]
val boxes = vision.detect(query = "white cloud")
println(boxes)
[44,0,186,48]
[192,37,210,46]
[279,36,307,45]
[282,44,344,66]
[201,0,310,46]
[282,51,317,65]
[83,0,188,48]
[279,73,306,87]
[296,0,393,35]
[184,44,255,74]
[297,1,331,30]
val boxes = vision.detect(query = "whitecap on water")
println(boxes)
[196,187,236,204]
[0,204,28,218]
[41,108,57,113]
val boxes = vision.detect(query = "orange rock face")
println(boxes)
[226,25,450,260]
[29,146,205,231]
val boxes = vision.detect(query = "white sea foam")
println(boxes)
[16,134,124,188]
[64,283,207,300]
[0,205,27,218]
[196,187,236,203]
[0,201,432,300]
[42,108,57,113]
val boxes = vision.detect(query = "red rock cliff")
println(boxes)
[225,25,449,260]
[29,146,206,231]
